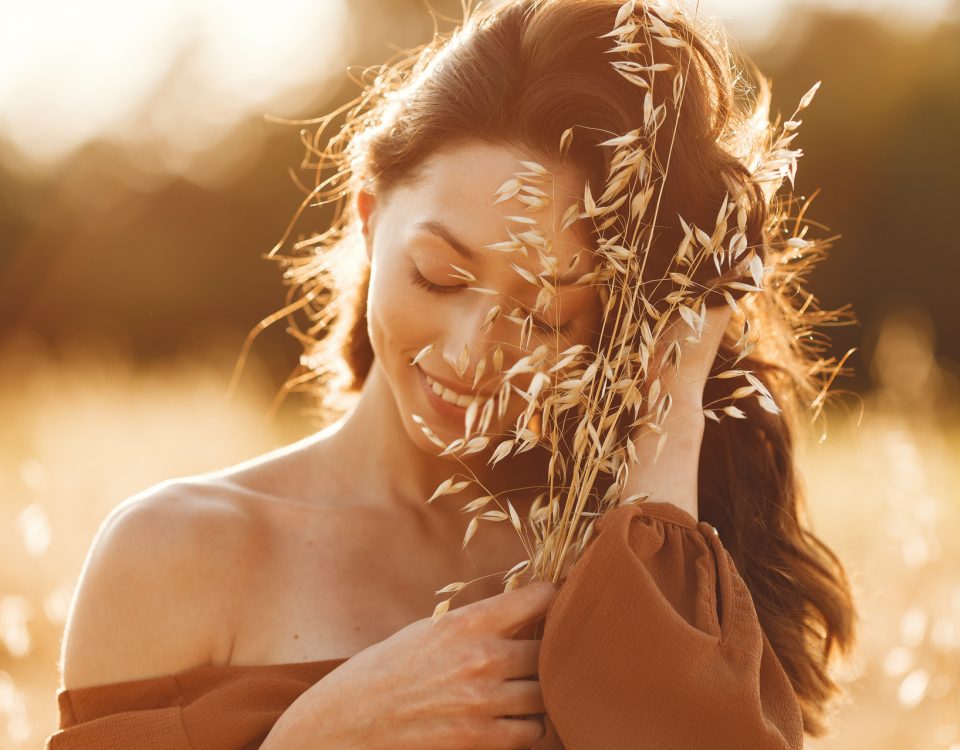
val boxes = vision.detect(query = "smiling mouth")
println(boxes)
[418,366,492,409]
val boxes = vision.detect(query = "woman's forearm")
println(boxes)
[622,410,704,521]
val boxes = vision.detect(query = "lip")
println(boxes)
[416,364,493,421]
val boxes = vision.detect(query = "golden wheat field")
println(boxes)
[1,322,957,749]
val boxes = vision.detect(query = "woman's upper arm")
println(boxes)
[58,481,248,690]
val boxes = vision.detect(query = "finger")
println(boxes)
[494,638,541,678]
[467,580,558,637]
[489,716,547,749]
[440,716,544,750]
[511,615,547,640]
[490,678,546,717]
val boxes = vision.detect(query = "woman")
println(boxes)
[47,0,858,748]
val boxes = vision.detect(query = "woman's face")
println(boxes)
[357,140,602,453]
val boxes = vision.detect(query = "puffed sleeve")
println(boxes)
[532,501,803,750]
[45,659,346,750]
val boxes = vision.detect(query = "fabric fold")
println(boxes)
[46,660,346,749]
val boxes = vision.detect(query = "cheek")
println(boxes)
[365,266,433,359]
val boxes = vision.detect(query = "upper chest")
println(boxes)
[223,495,528,665]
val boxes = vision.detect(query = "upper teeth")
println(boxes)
[424,373,490,408]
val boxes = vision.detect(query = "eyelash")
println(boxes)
[410,267,460,295]
[409,267,575,334]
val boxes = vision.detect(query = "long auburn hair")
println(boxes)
[243,0,859,736]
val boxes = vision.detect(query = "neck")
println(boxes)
[325,360,548,522]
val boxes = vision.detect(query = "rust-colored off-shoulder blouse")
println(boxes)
[46,501,804,749]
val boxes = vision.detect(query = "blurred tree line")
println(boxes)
[1,1,957,406]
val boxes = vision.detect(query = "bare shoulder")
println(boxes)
[59,478,255,690]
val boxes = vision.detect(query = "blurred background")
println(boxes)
[1,0,958,746]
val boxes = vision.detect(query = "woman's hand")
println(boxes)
[619,306,732,522]
[262,580,558,750]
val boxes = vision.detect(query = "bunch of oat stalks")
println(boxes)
[416,0,851,623]
[232,0,853,625]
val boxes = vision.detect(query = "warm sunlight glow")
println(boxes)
[0,0,349,174]
[696,0,955,43]
[0,0,953,175]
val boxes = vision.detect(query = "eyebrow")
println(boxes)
[415,219,584,286]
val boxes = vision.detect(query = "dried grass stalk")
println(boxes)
[409,1,849,623]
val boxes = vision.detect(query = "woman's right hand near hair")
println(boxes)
[261,579,558,750]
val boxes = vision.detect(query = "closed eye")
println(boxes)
[409,265,575,334]
[536,316,575,334]
[409,266,462,295]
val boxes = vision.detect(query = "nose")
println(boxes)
[439,298,512,384]
[441,315,490,384]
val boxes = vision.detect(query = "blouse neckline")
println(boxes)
[56,656,352,696]
[57,502,707,697]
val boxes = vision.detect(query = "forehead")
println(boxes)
[413,140,584,203]
[389,140,593,272]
